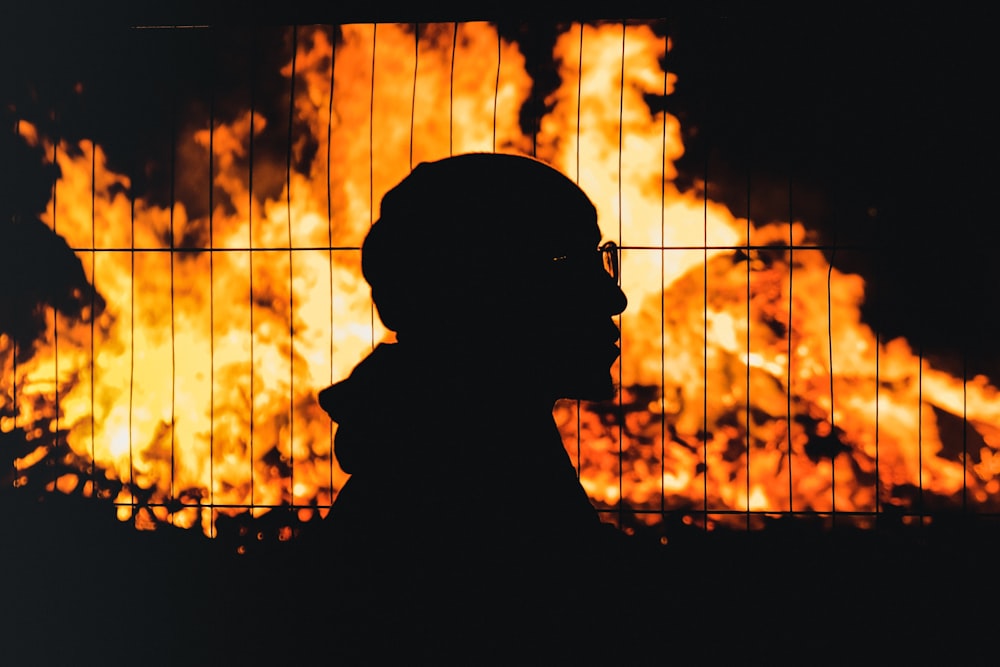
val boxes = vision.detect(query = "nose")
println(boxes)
[606,279,627,316]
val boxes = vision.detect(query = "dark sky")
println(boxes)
[2,3,995,375]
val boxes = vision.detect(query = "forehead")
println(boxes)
[517,171,601,256]
[549,212,601,256]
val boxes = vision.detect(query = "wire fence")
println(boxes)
[3,17,997,539]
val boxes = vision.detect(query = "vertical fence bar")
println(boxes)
[410,24,418,170]
[701,60,709,529]
[493,24,501,154]
[248,25,258,516]
[786,175,793,516]
[660,24,668,525]
[449,22,457,156]
[129,139,136,526]
[286,25,298,514]
[617,21,625,529]
[51,120,60,493]
[89,138,96,497]
[874,212,881,523]
[327,24,339,509]
[208,25,216,534]
[918,340,924,524]
[369,24,376,350]
[9,116,19,490]
[828,232,837,524]
[168,28,178,521]
[745,99,752,531]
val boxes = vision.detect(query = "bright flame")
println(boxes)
[2,21,998,534]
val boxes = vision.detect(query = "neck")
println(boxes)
[393,339,559,413]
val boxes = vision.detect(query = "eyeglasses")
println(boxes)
[600,240,619,284]
[552,240,620,284]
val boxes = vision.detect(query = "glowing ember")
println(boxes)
[2,21,998,535]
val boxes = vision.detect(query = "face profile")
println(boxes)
[532,237,626,401]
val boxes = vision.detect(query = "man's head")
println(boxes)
[362,152,627,401]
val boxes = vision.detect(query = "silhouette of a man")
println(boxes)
[318,153,630,661]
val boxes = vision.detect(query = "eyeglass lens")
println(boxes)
[600,241,619,282]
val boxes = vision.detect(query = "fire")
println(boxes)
[2,21,998,534]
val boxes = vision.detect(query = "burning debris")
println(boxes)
[2,20,999,537]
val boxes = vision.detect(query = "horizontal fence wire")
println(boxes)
[59,243,875,252]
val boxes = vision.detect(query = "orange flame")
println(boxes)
[3,21,998,535]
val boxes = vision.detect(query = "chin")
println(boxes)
[560,375,617,402]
